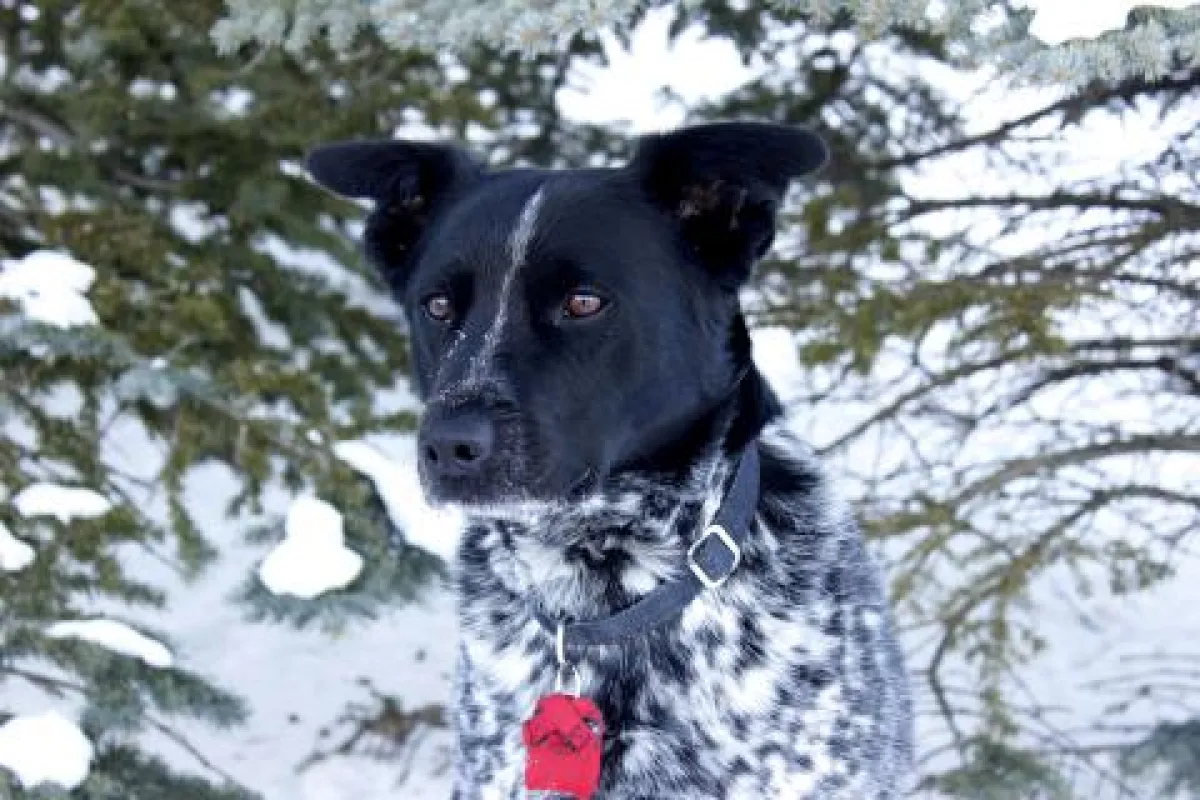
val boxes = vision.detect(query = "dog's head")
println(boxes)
[308,122,826,508]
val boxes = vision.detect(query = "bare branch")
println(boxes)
[955,434,1200,506]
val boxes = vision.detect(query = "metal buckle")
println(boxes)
[687,523,741,590]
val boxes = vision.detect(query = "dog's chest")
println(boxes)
[447,446,911,800]
[454,524,867,799]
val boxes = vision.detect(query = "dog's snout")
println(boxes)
[421,409,495,478]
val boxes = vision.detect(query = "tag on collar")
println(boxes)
[522,692,604,799]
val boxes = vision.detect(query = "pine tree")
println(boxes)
[209,0,1200,91]
[0,0,602,793]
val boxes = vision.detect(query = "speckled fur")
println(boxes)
[450,419,914,799]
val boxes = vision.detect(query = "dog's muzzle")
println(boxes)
[417,381,529,504]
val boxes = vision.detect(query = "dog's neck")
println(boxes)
[461,369,779,622]
[468,448,731,623]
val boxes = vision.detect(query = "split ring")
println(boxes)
[555,661,582,696]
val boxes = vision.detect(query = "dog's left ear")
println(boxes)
[627,121,828,289]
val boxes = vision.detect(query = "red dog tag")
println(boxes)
[522,693,605,799]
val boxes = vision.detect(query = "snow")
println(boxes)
[89,456,461,799]
[0,249,99,328]
[0,520,35,572]
[334,439,464,562]
[0,710,93,790]
[557,8,754,133]
[749,326,802,398]
[12,483,113,522]
[258,495,365,598]
[45,619,174,669]
[1018,0,1197,45]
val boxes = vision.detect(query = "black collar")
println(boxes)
[533,444,761,661]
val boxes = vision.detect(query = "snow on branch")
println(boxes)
[211,0,646,57]
[13,483,114,523]
[0,711,94,791]
[211,0,1200,91]
[0,520,35,573]
[45,619,175,669]
[333,439,463,562]
[0,250,99,329]
[258,495,365,598]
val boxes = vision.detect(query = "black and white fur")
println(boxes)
[307,121,915,798]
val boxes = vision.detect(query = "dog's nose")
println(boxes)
[420,409,495,478]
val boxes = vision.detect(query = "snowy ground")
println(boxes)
[155,449,462,799]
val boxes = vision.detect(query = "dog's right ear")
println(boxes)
[306,139,481,291]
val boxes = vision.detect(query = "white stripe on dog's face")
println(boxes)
[462,186,545,386]
[507,186,544,268]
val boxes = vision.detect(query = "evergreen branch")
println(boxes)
[0,105,72,145]
[1001,669,1148,796]
[818,346,1043,455]
[0,104,182,193]
[871,72,1200,170]
[923,580,992,755]
[1064,336,1200,353]
[990,357,1199,414]
[207,0,1200,94]
[3,665,85,696]
[818,330,1200,458]
[910,475,1198,775]
[142,714,246,789]
[1105,271,1200,304]
[898,190,1200,225]
[954,433,1200,506]
[2,665,247,789]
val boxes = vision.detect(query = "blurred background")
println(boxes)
[1,1,1197,798]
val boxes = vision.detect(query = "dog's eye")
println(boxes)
[423,292,454,322]
[563,290,607,320]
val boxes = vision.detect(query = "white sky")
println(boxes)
[557,7,756,133]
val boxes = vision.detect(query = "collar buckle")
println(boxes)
[687,522,742,590]
[531,445,760,652]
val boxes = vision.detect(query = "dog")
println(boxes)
[307,121,914,799]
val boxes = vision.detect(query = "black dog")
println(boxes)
[308,121,914,798]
